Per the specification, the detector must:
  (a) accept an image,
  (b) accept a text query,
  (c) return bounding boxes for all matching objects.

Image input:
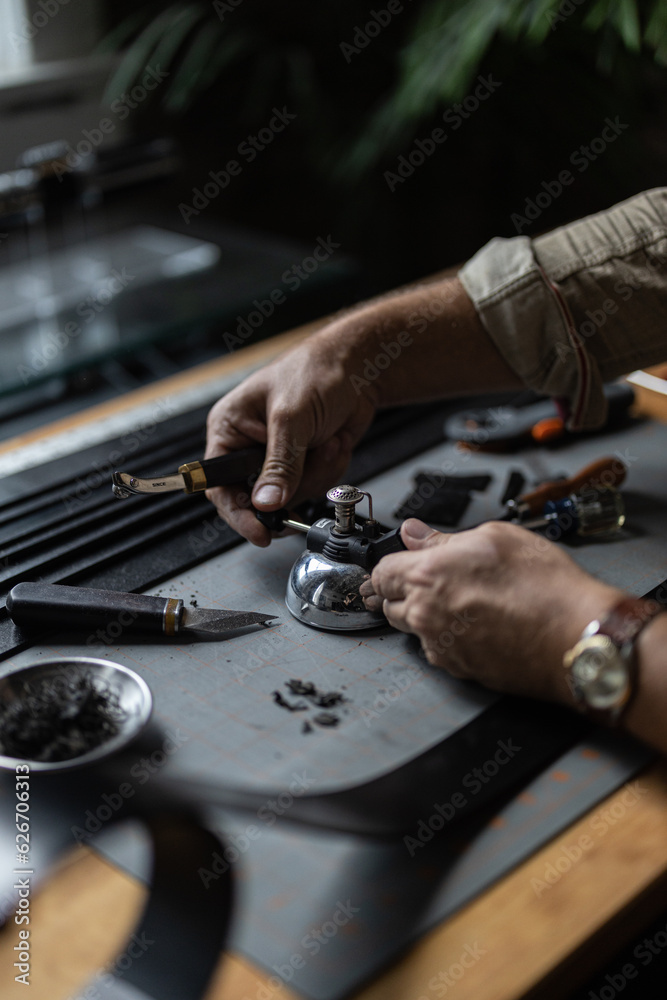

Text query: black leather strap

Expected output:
[1,727,233,1000]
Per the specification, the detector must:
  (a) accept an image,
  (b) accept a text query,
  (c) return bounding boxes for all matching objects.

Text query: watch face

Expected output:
[570,636,630,710]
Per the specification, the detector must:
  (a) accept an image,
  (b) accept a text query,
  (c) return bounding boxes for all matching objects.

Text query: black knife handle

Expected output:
[182,447,265,492]
[6,583,183,636]
[254,508,290,531]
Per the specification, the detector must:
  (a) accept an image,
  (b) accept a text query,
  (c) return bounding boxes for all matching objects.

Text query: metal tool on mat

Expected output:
[6,583,277,636]
[519,487,626,538]
[112,446,265,498]
[444,381,635,450]
[502,456,627,519]
[256,485,407,631]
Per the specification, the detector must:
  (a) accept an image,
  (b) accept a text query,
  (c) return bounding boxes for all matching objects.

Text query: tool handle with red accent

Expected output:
[517,457,627,516]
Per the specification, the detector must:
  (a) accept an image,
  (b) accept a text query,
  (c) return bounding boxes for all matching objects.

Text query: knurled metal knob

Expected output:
[326,485,372,535]
[326,486,365,505]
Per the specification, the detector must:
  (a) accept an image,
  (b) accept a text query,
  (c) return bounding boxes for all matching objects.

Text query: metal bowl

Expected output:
[0,657,153,772]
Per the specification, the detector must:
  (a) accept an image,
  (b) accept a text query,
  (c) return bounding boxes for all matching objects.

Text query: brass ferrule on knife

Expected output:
[178,461,209,494]
[111,446,265,499]
[163,597,183,635]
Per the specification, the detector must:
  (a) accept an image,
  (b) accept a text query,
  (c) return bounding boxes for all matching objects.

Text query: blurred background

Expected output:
[1,0,666,437]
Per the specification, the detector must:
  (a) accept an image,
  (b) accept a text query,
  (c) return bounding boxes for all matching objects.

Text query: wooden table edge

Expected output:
[2,760,666,1000]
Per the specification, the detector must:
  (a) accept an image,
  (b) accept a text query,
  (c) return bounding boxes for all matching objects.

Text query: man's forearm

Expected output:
[312,277,523,408]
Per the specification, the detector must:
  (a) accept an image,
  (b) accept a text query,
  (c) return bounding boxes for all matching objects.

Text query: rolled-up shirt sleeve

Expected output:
[458,188,667,429]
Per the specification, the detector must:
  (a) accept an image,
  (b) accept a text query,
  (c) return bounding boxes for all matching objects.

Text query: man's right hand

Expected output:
[204,331,378,545]
[204,276,522,545]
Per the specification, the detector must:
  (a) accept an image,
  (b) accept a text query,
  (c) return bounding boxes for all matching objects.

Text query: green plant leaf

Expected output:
[523,0,567,44]
[645,0,667,49]
[612,0,641,52]
[596,18,620,73]
[162,19,226,113]
[395,0,504,116]
[103,4,190,103]
[342,0,517,174]
[583,0,615,34]
[95,5,161,56]
[150,4,207,76]
[98,0,667,180]
[501,0,533,39]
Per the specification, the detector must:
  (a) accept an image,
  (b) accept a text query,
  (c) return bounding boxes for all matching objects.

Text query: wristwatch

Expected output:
[563,596,664,725]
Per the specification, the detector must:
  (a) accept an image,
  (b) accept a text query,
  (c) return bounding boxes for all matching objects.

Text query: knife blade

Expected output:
[6,583,277,637]
[112,446,265,498]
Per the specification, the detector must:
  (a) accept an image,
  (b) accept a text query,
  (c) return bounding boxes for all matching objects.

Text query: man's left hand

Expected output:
[363,518,622,705]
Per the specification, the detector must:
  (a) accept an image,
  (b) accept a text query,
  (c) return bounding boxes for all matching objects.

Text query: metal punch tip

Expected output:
[111,470,189,498]
[111,472,133,499]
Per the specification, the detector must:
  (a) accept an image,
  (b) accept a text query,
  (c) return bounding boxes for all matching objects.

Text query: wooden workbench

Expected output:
[1,322,667,1000]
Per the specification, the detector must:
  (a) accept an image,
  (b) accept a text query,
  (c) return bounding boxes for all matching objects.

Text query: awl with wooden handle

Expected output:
[504,456,627,520]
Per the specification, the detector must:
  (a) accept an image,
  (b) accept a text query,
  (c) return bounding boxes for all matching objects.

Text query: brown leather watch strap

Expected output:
[598,596,664,647]
[564,596,665,726]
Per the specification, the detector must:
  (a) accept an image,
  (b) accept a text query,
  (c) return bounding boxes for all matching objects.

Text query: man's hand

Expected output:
[205,333,377,545]
[205,277,521,545]
[364,518,622,704]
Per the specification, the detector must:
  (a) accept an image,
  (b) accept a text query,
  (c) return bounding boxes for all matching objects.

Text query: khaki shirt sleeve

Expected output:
[458,188,667,429]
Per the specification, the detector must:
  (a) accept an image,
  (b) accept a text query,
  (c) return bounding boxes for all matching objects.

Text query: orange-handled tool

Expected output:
[507,456,627,518]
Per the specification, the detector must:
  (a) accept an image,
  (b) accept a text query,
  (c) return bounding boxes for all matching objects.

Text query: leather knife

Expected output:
[112,446,265,498]
[6,582,277,637]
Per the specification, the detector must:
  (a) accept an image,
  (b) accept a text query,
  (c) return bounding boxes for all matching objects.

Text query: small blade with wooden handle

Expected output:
[6,583,277,637]
[504,456,627,520]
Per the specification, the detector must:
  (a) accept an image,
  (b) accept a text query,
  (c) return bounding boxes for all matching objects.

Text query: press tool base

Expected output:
[286,551,382,631]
